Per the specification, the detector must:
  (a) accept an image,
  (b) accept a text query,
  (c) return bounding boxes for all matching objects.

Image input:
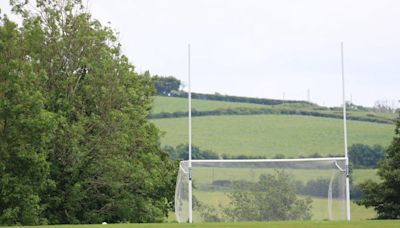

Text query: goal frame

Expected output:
[184,43,351,223]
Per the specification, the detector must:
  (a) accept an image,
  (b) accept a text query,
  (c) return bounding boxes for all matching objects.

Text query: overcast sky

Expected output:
[1,0,399,107]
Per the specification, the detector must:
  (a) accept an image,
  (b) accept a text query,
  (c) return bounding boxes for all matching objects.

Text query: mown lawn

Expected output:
[153,115,394,157]
[16,220,399,228]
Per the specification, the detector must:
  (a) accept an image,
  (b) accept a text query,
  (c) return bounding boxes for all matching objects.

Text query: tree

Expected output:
[373,99,397,113]
[1,0,177,224]
[152,75,181,96]
[357,113,400,219]
[0,17,55,225]
[223,171,312,221]
[348,144,385,168]
[165,144,219,160]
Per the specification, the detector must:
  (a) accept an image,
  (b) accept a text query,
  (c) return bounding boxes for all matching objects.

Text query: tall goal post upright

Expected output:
[187,44,193,223]
[341,42,351,221]
[174,43,349,223]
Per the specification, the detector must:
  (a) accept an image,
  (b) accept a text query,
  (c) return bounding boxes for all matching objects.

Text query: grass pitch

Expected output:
[17,220,399,228]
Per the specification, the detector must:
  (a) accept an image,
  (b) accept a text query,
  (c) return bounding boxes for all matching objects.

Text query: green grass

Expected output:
[152,96,268,113]
[190,167,377,186]
[193,191,375,221]
[151,96,398,122]
[153,115,394,157]
[186,167,378,221]
[19,220,400,228]
[169,167,378,223]
[352,169,380,184]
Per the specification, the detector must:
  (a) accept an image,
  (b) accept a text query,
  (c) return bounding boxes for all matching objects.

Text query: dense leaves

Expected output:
[194,171,312,222]
[349,144,385,168]
[152,75,181,96]
[357,113,400,219]
[0,0,176,225]
[223,171,312,221]
[0,17,55,225]
[164,144,219,160]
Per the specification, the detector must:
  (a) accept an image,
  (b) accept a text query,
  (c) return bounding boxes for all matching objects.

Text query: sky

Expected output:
[1,0,399,107]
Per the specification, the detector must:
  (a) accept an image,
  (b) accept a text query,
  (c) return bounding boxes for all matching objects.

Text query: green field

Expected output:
[352,169,380,184]
[152,96,393,223]
[152,96,268,113]
[186,167,378,221]
[151,96,397,122]
[16,220,400,228]
[153,115,394,157]
[190,167,377,185]
[193,191,375,221]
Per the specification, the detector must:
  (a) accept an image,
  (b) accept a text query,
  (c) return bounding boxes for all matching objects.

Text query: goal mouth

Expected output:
[175,157,347,223]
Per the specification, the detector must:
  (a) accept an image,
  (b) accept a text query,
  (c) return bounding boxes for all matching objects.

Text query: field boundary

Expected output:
[149,108,394,125]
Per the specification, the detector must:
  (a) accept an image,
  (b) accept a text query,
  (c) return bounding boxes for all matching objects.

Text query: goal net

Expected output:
[175,157,347,223]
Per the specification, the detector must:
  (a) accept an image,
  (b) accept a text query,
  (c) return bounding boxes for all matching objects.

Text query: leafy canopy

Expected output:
[357,112,400,219]
[1,0,177,225]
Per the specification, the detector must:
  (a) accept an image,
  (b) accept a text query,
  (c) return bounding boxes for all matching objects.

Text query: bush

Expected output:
[349,144,385,168]
[165,144,220,160]
[223,171,312,221]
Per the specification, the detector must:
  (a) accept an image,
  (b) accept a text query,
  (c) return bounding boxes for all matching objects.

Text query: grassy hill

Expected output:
[153,115,394,157]
[151,96,397,123]
[152,95,395,221]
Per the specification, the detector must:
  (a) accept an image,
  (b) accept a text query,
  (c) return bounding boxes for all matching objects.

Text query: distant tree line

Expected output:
[166,143,386,169]
[164,144,219,160]
[349,144,385,168]
[149,107,394,125]
[170,91,310,106]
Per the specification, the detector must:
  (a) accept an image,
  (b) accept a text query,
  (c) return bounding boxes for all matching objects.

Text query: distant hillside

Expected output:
[168,91,313,106]
[153,115,394,158]
[150,94,396,158]
[151,96,397,124]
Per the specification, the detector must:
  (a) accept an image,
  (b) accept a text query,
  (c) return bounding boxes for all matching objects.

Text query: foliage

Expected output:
[0,17,55,225]
[149,107,394,124]
[171,91,312,106]
[349,144,385,168]
[194,172,313,222]
[222,171,312,221]
[152,75,181,96]
[357,113,400,219]
[164,144,219,160]
[1,0,177,225]
[2,221,398,228]
[152,96,397,124]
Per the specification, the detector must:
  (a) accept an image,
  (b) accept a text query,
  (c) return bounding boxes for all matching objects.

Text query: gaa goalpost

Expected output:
[175,43,351,223]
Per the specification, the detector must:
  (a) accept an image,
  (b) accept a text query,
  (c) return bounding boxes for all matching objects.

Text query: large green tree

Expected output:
[357,113,400,219]
[0,16,55,225]
[1,0,177,224]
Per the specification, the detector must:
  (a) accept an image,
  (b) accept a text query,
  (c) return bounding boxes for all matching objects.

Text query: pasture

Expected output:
[151,96,397,122]
[153,115,394,157]
[185,167,378,221]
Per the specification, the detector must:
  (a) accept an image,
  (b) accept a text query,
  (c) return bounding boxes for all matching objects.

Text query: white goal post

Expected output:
[175,157,348,222]
[180,43,351,223]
